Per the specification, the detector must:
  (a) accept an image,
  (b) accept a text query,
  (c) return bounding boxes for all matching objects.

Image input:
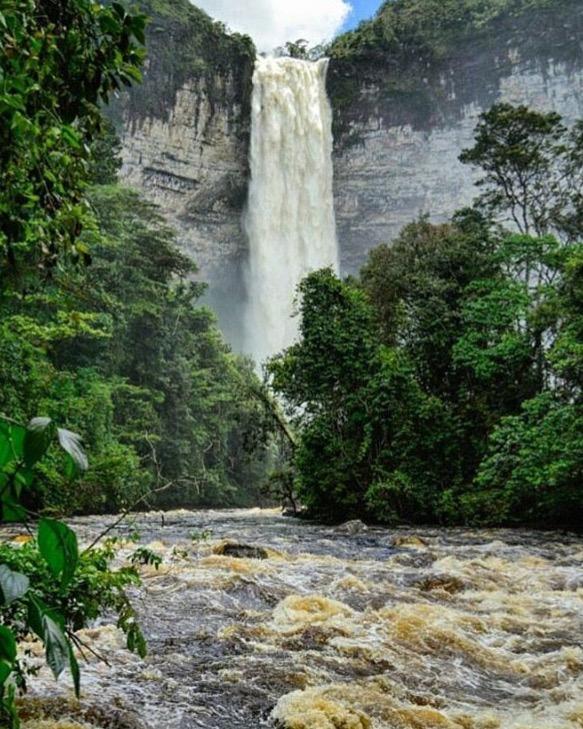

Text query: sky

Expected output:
[342,0,384,31]
[192,0,383,53]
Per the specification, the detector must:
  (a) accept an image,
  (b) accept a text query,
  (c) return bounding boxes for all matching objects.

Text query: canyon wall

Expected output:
[112,0,254,345]
[118,1,583,341]
[328,0,583,272]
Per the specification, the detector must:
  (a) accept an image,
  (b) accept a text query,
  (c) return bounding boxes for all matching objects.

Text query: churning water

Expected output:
[243,57,339,365]
[15,509,583,729]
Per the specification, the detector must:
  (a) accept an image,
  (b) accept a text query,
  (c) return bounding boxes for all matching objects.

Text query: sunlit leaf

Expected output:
[57,429,88,473]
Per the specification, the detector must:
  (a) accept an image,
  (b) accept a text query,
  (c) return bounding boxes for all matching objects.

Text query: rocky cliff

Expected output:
[117,0,583,340]
[328,0,583,271]
[112,0,254,346]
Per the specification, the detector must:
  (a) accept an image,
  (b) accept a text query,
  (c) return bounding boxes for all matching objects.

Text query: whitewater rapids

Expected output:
[10,509,583,729]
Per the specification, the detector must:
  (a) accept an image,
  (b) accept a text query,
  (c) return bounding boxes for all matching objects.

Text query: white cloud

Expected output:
[192,0,352,53]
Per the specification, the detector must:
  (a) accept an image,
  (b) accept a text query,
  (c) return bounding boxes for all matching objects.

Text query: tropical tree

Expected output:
[460,104,583,242]
[268,269,454,522]
[0,0,146,284]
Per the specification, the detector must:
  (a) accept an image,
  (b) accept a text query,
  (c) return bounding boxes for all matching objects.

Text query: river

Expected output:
[18,509,583,729]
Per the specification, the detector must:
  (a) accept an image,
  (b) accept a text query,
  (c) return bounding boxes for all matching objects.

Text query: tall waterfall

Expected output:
[244,57,339,365]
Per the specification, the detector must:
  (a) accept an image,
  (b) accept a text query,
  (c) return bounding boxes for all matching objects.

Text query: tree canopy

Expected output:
[0,0,146,284]
[270,105,583,528]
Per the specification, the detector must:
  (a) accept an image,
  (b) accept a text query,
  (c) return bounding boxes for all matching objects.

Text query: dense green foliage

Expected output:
[270,105,583,528]
[78,185,273,510]
[1,16,272,513]
[329,0,570,63]
[0,537,144,655]
[0,179,273,513]
[269,270,454,523]
[0,0,146,283]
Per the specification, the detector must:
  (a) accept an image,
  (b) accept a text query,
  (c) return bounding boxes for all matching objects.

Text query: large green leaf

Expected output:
[0,420,26,468]
[0,626,16,664]
[0,660,11,686]
[27,595,50,639]
[38,519,79,587]
[0,564,29,605]
[27,597,80,693]
[14,468,34,491]
[0,482,27,523]
[56,428,88,473]
[0,503,27,523]
[23,417,54,467]
[43,615,69,680]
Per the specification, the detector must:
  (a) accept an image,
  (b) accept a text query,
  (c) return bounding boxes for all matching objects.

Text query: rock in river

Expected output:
[212,541,269,560]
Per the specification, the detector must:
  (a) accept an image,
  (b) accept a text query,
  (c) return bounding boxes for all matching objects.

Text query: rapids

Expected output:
[13,509,583,729]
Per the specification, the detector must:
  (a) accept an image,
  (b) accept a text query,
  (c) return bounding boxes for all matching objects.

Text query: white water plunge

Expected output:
[243,57,339,365]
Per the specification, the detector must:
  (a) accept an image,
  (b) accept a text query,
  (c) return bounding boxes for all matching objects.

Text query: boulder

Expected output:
[336,520,368,535]
[212,541,269,560]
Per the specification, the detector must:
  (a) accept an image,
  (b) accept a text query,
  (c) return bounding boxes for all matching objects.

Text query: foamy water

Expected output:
[243,57,339,364]
[11,509,583,729]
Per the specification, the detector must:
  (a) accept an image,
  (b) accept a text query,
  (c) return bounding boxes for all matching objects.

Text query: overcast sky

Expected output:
[192,0,382,53]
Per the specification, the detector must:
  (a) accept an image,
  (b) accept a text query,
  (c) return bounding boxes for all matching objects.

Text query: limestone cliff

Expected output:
[117,0,583,341]
[112,0,254,345]
[328,0,583,271]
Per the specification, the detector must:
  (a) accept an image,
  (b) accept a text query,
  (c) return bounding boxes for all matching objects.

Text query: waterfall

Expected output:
[243,56,339,365]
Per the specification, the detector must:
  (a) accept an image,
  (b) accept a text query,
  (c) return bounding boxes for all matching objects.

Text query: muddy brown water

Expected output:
[10,509,583,729]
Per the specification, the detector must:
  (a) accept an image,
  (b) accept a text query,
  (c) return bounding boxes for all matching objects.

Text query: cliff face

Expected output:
[118,0,583,340]
[112,0,254,346]
[328,0,583,272]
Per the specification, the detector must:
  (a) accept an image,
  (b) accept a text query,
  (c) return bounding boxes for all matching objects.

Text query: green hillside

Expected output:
[330,0,578,62]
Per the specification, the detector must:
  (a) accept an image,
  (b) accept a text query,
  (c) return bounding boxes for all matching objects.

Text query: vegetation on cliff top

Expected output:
[120,0,255,124]
[327,0,581,141]
[329,0,576,63]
